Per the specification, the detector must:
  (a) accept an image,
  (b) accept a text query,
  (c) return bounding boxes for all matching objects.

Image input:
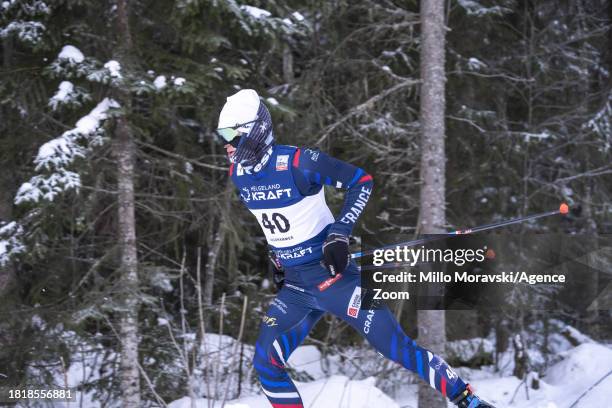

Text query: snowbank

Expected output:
[462,342,612,408]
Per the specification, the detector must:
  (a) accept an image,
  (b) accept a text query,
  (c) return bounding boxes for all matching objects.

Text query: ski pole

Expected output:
[351,203,569,259]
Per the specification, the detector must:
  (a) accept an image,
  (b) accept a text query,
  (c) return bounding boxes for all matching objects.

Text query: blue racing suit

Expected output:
[230,144,468,407]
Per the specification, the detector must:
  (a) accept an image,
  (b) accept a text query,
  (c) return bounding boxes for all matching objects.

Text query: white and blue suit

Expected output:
[230,144,468,408]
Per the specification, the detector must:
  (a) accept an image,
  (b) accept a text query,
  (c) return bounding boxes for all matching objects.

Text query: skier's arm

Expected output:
[292,148,374,237]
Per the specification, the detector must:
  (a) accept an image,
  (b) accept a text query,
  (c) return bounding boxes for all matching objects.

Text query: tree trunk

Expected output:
[512,333,528,379]
[282,43,294,84]
[204,223,225,329]
[0,172,15,294]
[2,32,12,68]
[582,182,600,335]
[573,0,600,336]
[0,35,15,294]
[203,181,232,328]
[418,0,447,406]
[114,0,141,406]
[115,116,141,407]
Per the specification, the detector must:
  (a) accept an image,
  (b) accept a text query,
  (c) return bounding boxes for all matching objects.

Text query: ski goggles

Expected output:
[214,119,262,144]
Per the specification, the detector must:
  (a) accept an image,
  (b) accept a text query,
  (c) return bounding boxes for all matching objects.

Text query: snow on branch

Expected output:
[584,91,611,150]
[467,57,488,71]
[50,81,75,107]
[48,47,124,86]
[239,4,310,37]
[0,21,45,44]
[457,0,512,17]
[47,45,95,79]
[15,172,82,203]
[240,5,271,19]
[1,0,50,15]
[0,0,50,46]
[140,75,188,93]
[0,221,25,266]
[15,98,120,204]
[58,45,84,63]
[153,75,167,89]
[68,98,119,138]
[48,81,91,111]
[103,60,122,78]
[34,134,87,171]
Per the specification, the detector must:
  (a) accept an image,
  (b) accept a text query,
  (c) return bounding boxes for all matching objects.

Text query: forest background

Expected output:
[0,0,610,406]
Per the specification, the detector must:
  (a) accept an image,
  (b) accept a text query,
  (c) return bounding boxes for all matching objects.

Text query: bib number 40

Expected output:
[261,212,290,234]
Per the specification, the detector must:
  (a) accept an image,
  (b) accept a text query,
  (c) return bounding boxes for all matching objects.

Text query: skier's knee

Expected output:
[254,342,282,369]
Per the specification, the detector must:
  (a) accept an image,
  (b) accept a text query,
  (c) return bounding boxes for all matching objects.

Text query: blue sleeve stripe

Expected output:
[348,168,363,188]
[325,176,332,185]
[291,330,298,350]
[403,348,410,370]
[416,350,424,378]
[402,336,413,370]
[281,335,291,357]
[390,333,397,361]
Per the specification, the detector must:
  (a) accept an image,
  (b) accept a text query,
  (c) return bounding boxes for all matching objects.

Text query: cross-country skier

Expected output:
[216,89,496,408]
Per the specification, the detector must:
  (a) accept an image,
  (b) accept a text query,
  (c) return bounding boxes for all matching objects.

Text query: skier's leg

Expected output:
[253,286,323,408]
[317,262,470,402]
[351,303,468,399]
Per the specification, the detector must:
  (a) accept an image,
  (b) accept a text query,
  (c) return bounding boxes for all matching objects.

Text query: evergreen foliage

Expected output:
[0,0,609,404]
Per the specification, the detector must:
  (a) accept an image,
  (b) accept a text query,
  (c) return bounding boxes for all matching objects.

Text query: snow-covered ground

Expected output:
[25,324,610,407]
[169,338,612,408]
[447,342,612,408]
[169,376,399,408]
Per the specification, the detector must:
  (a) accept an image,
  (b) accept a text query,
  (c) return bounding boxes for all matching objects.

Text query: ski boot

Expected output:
[452,384,496,408]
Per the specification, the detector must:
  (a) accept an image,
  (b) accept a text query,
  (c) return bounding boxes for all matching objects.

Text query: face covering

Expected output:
[216,89,275,171]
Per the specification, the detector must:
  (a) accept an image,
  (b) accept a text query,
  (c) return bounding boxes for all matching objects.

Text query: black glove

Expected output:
[322,233,350,276]
[268,250,285,291]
